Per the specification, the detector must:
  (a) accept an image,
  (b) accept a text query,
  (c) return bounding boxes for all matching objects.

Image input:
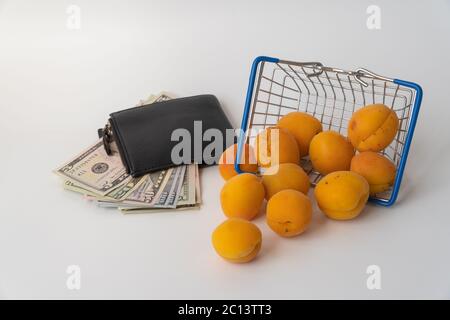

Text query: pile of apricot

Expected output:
[212,104,399,263]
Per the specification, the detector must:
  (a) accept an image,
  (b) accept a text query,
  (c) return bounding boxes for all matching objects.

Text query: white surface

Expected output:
[1,0,449,299]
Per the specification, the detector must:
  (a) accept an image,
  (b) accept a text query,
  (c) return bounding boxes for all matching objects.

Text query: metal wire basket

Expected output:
[235,56,423,206]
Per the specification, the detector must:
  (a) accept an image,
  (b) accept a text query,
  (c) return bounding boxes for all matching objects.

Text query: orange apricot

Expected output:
[350,151,396,195]
[255,127,299,168]
[309,131,355,175]
[277,111,323,157]
[266,189,312,237]
[218,143,258,181]
[262,163,310,200]
[314,171,369,220]
[348,104,399,152]
[220,173,265,220]
[212,218,262,263]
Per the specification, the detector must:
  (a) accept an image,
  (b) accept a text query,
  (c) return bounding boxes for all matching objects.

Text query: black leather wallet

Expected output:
[99,95,234,177]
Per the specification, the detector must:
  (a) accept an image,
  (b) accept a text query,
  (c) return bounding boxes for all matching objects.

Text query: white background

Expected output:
[1,0,449,299]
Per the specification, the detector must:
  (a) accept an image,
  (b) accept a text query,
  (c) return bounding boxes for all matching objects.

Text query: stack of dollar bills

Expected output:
[54,92,201,213]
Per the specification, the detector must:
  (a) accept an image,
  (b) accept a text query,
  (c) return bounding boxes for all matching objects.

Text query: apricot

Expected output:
[266,190,312,237]
[277,111,323,157]
[314,171,369,220]
[350,151,396,195]
[218,143,258,181]
[220,173,265,220]
[309,131,355,175]
[348,104,399,152]
[212,218,262,263]
[262,163,310,200]
[256,127,299,167]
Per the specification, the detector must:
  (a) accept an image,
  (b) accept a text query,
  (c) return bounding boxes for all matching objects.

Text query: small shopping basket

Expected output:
[235,56,423,206]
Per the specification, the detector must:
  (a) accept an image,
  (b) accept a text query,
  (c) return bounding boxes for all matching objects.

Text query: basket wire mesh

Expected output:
[237,57,423,206]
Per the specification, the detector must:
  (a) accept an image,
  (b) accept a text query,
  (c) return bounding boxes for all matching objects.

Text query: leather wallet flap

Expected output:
[108,94,234,177]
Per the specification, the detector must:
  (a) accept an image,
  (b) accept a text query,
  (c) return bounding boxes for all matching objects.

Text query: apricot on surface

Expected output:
[266,189,312,237]
[218,143,258,181]
[262,163,310,200]
[256,127,300,168]
[314,171,369,220]
[350,151,396,195]
[309,131,355,175]
[348,104,399,152]
[277,111,323,157]
[212,218,262,263]
[220,173,265,220]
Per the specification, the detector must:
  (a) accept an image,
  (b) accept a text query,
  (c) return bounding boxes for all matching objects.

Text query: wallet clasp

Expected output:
[100,121,113,155]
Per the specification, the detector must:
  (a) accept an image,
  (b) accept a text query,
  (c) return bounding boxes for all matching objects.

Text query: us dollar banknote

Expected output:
[63,180,99,197]
[122,169,171,207]
[55,140,130,196]
[176,164,197,207]
[56,91,201,212]
[137,91,176,106]
[119,164,201,213]
[102,176,145,201]
[153,165,186,208]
